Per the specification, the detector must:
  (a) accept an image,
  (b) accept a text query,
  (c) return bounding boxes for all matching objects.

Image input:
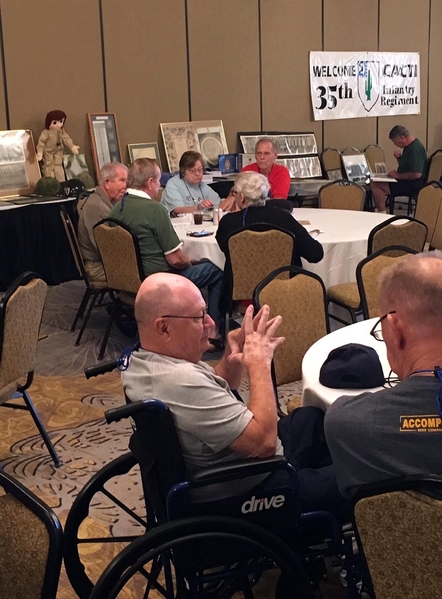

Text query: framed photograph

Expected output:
[0,130,41,200]
[160,120,228,172]
[127,142,161,169]
[238,132,318,156]
[87,113,122,180]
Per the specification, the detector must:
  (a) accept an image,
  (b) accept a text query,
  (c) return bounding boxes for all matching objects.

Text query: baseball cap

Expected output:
[319,343,385,389]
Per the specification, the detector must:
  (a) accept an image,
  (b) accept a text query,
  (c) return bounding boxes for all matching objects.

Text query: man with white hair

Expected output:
[325,251,442,498]
[121,272,346,516]
[77,162,128,283]
[242,138,291,199]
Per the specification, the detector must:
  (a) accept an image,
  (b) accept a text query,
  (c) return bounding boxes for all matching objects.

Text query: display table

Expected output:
[301,318,392,411]
[0,197,80,290]
[173,209,391,289]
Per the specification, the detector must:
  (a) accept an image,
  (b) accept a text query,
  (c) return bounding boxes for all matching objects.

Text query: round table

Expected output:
[301,318,392,412]
[173,208,392,287]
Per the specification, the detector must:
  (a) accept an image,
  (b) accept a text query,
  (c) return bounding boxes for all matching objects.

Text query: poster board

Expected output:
[0,130,41,200]
[87,113,122,180]
[127,142,162,169]
[160,120,228,172]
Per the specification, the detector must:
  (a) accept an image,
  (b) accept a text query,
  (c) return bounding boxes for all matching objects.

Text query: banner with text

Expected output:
[309,51,420,121]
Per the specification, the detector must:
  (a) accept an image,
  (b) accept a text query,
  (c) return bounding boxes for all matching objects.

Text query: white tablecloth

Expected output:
[293,208,391,288]
[301,318,391,411]
[173,208,392,287]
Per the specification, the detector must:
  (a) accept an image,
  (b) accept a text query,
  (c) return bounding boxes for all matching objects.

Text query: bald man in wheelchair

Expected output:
[121,272,347,517]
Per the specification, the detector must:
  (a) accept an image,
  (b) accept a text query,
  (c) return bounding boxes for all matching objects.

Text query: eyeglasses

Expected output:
[370,311,396,341]
[161,309,208,324]
[186,167,204,175]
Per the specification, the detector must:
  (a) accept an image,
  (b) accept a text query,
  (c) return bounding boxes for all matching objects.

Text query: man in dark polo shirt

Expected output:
[369,125,428,212]
[109,158,223,343]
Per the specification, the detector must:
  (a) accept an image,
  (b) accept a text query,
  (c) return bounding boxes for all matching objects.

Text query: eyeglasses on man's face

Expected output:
[161,308,208,325]
[370,310,396,341]
[186,167,204,175]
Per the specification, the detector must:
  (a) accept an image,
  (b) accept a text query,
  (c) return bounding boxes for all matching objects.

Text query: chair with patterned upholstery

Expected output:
[253,265,329,389]
[327,219,425,325]
[321,147,344,180]
[364,144,386,174]
[93,218,145,359]
[60,205,109,346]
[415,181,442,246]
[0,272,61,466]
[0,469,63,599]
[318,179,365,211]
[357,246,417,319]
[222,224,295,336]
[342,146,362,156]
[352,475,442,599]
[426,149,442,183]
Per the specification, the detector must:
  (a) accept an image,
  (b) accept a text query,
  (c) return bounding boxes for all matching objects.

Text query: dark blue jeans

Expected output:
[178,261,223,328]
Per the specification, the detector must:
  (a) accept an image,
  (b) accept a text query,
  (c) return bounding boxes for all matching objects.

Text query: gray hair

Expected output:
[378,250,442,328]
[255,137,278,154]
[128,158,158,189]
[389,125,410,139]
[98,162,127,186]
[234,171,269,206]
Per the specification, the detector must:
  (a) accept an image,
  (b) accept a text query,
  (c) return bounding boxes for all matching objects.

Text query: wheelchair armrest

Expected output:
[189,456,289,486]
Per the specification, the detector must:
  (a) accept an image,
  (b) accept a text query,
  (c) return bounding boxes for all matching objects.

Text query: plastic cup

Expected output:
[193,212,203,225]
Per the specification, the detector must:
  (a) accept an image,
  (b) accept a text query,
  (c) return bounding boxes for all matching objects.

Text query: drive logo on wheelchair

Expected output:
[241,494,286,513]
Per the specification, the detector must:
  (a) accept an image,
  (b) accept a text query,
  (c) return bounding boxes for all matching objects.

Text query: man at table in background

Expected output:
[123,272,347,520]
[77,162,128,283]
[325,251,442,498]
[369,125,428,213]
[109,158,224,347]
[221,138,291,211]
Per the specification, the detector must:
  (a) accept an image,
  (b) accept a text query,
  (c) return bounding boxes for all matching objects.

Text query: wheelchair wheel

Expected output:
[64,452,148,599]
[90,516,313,599]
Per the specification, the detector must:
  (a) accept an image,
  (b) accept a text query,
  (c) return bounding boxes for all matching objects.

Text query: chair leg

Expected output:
[71,288,91,332]
[99,302,117,360]
[21,389,62,467]
[75,292,99,346]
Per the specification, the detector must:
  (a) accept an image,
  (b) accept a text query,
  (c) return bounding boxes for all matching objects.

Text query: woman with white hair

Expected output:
[216,171,323,266]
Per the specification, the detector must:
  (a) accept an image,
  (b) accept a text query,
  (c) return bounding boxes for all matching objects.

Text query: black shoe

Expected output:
[114,311,138,337]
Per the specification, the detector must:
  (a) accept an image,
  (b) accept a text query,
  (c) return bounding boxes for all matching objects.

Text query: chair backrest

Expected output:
[60,204,89,283]
[318,179,365,211]
[321,147,343,180]
[342,146,361,155]
[364,144,386,173]
[93,218,145,294]
[0,470,63,599]
[353,476,442,599]
[356,246,418,319]
[367,215,428,256]
[414,181,442,244]
[0,272,47,402]
[226,224,295,302]
[426,149,442,183]
[253,266,329,385]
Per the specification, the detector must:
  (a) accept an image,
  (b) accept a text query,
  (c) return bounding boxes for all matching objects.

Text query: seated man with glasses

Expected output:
[161,151,221,216]
[121,272,348,520]
[324,251,442,498]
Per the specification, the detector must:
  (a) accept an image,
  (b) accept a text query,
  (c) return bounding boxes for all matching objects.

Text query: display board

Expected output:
[0,130,41,199]
[87,113,122,179]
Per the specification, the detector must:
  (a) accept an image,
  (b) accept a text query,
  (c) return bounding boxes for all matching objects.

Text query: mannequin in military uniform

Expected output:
[36,110,79,182]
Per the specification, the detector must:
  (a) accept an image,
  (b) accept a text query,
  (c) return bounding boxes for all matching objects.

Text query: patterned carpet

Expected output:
[0,281,320,598]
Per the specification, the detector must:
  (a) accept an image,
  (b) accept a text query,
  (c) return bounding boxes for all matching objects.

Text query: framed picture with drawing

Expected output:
[87,113,122,179]
[127,142,162,169]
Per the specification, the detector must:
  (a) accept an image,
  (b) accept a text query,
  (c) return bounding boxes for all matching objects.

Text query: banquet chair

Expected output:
[253,266,329,387]
[364,143,386,173]
[321,147,344,180]
[318,179,365,211]
[357,245,418,319]
[0,272,61,466]
[222,224,295,335]
[415,181,442,245]
[426,148,442,183]
[60,205,109,346]
[367,215,427,255]
[0,470,63,599]
[327,219,425,325]
[342,146,362,155]
[352,475,442,599]
[93,218,145,359]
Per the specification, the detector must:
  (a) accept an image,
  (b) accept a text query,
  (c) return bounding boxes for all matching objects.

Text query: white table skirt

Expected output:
[301,318,392,412]
[173,208,392,287]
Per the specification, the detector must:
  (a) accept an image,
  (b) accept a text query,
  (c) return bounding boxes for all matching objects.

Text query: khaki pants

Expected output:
[84,260,106,284]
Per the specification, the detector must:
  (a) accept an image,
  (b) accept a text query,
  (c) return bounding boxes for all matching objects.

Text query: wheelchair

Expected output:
[64,355,361,598]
